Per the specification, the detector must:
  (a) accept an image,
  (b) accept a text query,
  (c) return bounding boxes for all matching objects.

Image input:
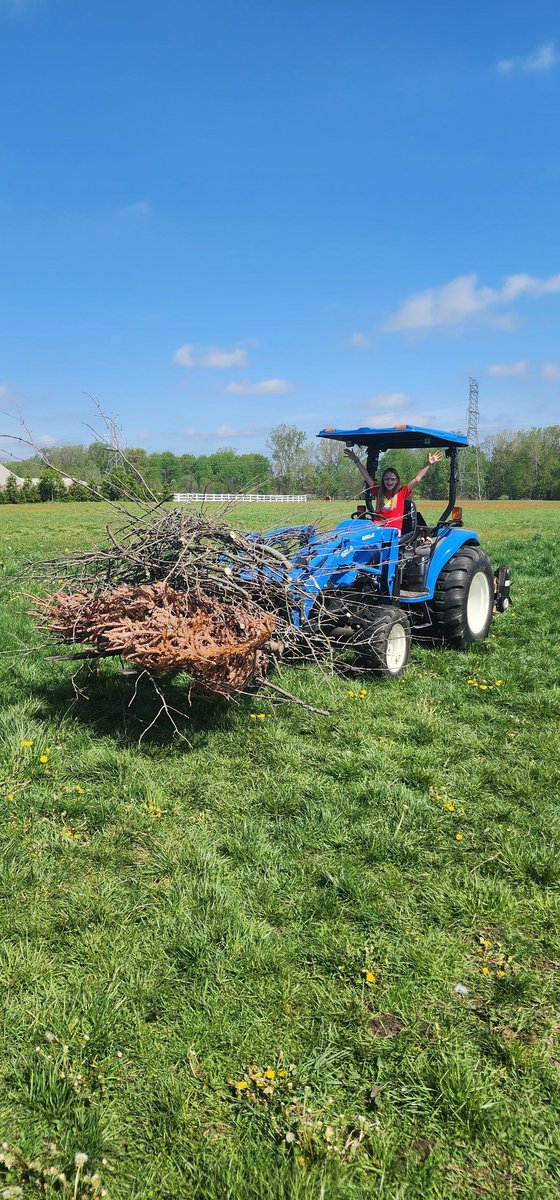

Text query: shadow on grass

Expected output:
[28,663,242,748]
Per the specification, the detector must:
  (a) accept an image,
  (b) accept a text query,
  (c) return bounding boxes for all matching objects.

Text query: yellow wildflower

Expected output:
[497,969,506,978]
[347,690,355,698]
[234,1080,248,1090]
[359,689,367,698]
[495,680,503,686]
[20,739,33,747]
[250,714,257,720]
[63,829,73,838]
[479,685,488,691]
[443,802,455,812]
[39,754,49,763]
[455,833,463,841]
[7,793,14,802]
[479,938,492,948]
[278,1069,287,1077]
[482,966,489,975]
[467,679,477,686]
[257,713,266,720]
[364,970,376,985]
[264,1068,275,1079]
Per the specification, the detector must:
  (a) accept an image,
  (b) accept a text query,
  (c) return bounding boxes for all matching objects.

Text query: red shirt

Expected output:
[369,483,412,532]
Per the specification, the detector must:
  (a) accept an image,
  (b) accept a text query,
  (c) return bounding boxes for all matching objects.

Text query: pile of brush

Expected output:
[27,507,325,700]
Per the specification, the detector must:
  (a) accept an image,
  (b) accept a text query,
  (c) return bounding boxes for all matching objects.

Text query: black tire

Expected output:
[357,607,411,677]
[430,545,494,649]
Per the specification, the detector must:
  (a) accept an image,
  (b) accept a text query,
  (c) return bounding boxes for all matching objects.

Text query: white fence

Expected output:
[173,493,308,503]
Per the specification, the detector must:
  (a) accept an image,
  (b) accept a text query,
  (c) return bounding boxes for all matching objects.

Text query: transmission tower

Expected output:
[466,377,483,500]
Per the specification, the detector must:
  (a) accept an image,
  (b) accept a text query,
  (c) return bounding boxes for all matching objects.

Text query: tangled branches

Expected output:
[25,507,333,708]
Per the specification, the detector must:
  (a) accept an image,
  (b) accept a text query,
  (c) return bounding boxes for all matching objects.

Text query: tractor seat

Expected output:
[400,497,428,544]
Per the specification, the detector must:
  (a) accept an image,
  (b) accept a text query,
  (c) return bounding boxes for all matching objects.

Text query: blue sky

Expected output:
[1,0,560,459]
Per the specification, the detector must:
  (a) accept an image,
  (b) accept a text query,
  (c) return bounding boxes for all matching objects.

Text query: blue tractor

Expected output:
[261,424,511,678]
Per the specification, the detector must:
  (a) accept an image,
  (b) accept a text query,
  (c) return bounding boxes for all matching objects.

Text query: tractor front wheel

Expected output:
[358,607,411,677]
[430,546,494,649]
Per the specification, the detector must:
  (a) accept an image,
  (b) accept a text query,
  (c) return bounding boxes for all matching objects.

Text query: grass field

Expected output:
[0,499,559,1200]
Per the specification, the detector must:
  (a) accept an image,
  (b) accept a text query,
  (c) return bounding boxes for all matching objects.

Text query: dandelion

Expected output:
[443,802,455,812]
[63,829,73,838]
[264,1068,275,1079]
[364,971,376,985]
[359,689,367,698]
[455,833,463,841]
[257,713,266,720]
[482,966,489,975]
[347,690,355,698]
[20,739,33,747]
[250,714,257,720]
[39,754,49,763]
[495,680,503,687]
[478,685,488,691]
[233,1080,248,1090]
[7,794,14,802]
[467,679,477,686]
[479,937,492,948]
[74,1152,88,1169]
[497,969,506,978]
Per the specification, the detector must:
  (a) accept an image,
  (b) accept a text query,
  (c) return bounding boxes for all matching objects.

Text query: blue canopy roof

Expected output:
[317,424,468,450]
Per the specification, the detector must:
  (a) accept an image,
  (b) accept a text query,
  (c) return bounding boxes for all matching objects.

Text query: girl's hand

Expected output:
[428,451,443,466]
[344,447,358,460]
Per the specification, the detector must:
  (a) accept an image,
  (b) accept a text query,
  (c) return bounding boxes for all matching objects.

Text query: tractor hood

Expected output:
[317,424,468,451]
[289,518,399,623]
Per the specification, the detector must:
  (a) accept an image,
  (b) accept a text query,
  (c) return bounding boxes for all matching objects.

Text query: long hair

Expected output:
[376,467,401,510]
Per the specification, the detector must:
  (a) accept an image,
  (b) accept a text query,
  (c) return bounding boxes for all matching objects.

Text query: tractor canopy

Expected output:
[317,424,468,451]
[317,424,468,524]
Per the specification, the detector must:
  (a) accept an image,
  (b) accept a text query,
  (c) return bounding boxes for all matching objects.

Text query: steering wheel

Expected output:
[350,510,389,523]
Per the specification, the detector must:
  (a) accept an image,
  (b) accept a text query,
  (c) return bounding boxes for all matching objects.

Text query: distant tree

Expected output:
[39,469,66,501]
[267,425,311,492]
[20,477,40,503]
[4,474,21,503]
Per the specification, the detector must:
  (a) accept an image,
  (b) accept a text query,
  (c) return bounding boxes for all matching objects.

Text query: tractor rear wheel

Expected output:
[358,607,411,677]
[430,545,494,649]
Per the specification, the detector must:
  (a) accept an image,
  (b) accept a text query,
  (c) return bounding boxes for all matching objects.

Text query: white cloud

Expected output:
[118,200,152,217]
[173,344,248,369]
[497,41,560,75]
[360,392,412,410]
[541,362,560,380]
[384,271,560,332]
[200,347,247,368]
[225,378,293,395]
[182,425,263,440]
[486,360,529,377]
[346,332,371,348]
[36,433,58,447]
[173,344,195,367]
[215,424,261,438]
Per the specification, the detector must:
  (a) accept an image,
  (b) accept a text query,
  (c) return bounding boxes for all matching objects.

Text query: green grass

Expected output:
[0,500,559,1199]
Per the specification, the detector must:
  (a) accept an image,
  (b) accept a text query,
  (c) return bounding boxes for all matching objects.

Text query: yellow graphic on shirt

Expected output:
[377,490,399,513]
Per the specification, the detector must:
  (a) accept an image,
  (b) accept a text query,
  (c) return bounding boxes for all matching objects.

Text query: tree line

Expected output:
[1,423,559,502]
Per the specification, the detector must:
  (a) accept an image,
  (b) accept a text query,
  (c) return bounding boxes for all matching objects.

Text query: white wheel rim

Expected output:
[467,571,491,635]
[386,622,408,672]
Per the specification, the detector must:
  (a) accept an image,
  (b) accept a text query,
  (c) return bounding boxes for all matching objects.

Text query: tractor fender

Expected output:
[424,529,480,599]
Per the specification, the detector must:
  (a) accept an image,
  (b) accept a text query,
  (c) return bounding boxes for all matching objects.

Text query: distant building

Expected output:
[0,465,75,489]
[0,464,25,488]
